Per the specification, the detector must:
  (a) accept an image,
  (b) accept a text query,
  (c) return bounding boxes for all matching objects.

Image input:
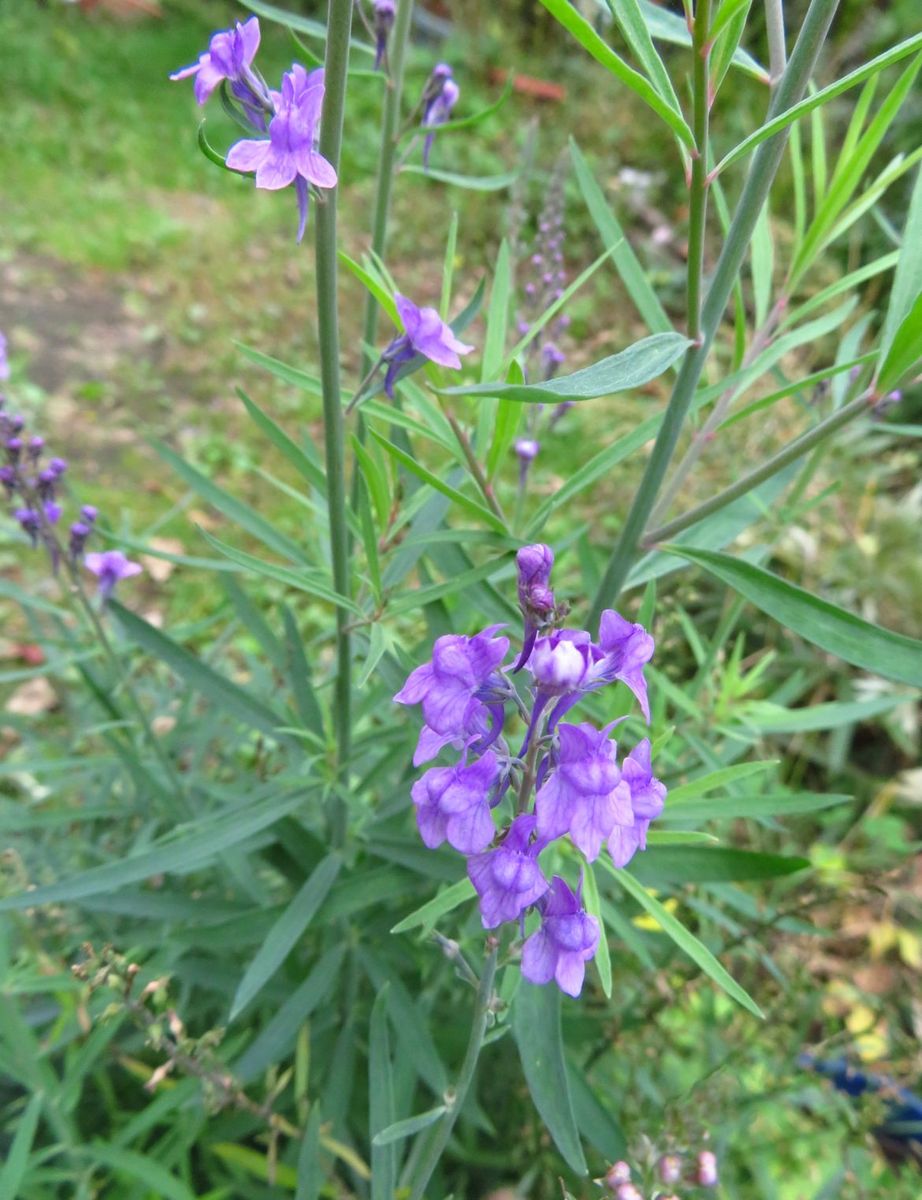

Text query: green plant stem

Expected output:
[687,0,712,342]
[360,0,414,375]
[643,392,871,546]
[444,409,507,524]
[315,0,354,834]
[765,0,787,85]
[407,946,498,1200]
[648,297,784,527]
[588,0,841,626]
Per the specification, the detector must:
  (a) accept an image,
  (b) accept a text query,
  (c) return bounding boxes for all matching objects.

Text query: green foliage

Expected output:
[1,1,920,1198]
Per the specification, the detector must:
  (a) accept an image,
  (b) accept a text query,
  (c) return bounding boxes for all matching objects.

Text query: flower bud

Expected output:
[657,1154,682,1184]
[530,635,588,693]
[696,1149,718,1187]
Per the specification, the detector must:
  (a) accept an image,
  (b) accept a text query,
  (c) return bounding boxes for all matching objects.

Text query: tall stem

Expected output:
[316,0,354,833]
[407,947,498,1200]
[765,0,787,86]
[361,0,415,374]
[588,0,841,626]
[687,0,712,343]
[643,392,871,546]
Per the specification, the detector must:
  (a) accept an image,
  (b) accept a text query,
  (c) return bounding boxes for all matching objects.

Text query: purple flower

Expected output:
[14,507,40,546]
[468,814,548,927]
[381,294,474,398]
[69,521,92,562]
[0,331,9,382]
[44,501,62,526]
[605,740,665,871]
[514,542,555,670]
[696,1150,718,1188]
[542,342,565,380]
[170,17,261,106]
[535,723,633,861]
[419,64,459,168]
[529,629,592,697]
[226,67,337,243]
[587,609,655,722]
[373,0,395,70]
[84,550,143,601]
[411,751,499,853]
[394,625,509,739]
[514,438,540,463]
[521,875,599,997]
[620,738,665,820]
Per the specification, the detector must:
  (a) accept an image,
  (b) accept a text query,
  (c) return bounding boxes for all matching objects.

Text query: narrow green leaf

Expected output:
[877,290,922,392]
[372,1106,448,1146]
[76,1144,196,1200]
[399,165,519,191]
[196,529,364,614]
[878,163,922,367]
[513,982,588,1175]
[370,989,397,1200]
[666,760,779,804]
[0,791,304,910]
[244,0,374,54]
[370,431,507,534]
[645,830,720,846]
[282,605,325,739]
[110,601,291,736]
[442,333,690,404]
[360,950,448,1095]
[606,0,682,113]
[713,36,922,176]
[709,0,753,100]
[339,250,398,324]
[599,860,764,1018]
[570,140,673,337]
[296,1107,323,1200]
[0,1092,43,1197]
[390,877,475,934]
[662,791,851,820]
[235,945,346,1081]
[742,696,909,734]
[153,439,305,563]
[635,0,767,79]
[566,1063,627,1162]
[582,863,612,998]
[668,547,922,687]
[230,854,342,1019]
[539,0,694,148]
[236,342,323,395]
[237,387,327,493]
[630,847,811,883]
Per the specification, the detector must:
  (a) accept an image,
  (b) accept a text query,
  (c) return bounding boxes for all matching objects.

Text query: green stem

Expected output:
[588,0,841,626]
[315,0,354,835]
[765,0,787,86]
[444,409,507,524]
[643,392,870,546]
[687,0,712,343]
[360,0,415,374]
[407,946,498,1200]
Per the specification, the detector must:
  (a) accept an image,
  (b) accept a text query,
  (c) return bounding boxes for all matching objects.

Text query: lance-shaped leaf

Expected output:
[441,332,690,405]
[669,547,922,687]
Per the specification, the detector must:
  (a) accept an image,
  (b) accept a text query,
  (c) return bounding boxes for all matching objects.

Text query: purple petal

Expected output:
[395,294,422,339]
[255,147,298,190]
[554,951,588,997]
[238,16,261,65]
[193,59,224,105]
[521,928,556,985]
[226,138,270,174]
[296,151,338,189]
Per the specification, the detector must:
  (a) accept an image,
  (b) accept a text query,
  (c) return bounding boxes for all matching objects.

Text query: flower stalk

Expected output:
[588,0,842,626]
[406,945,498,1200]
[315,0,355,830]
[687,0,713,344]
[361,0,415,374]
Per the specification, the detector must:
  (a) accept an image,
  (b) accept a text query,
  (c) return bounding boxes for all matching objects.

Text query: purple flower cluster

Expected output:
[602,1145,718,1196]
[171,18,336,242]
[1,336,141,601]
[394,543,665,997]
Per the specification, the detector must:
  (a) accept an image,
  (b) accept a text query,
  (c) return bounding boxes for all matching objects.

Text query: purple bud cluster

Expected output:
[394,543,665,997]
[1,336,141,601]
[2,393,73,555]
[602,1145,718,1197]
[171,19,336,242]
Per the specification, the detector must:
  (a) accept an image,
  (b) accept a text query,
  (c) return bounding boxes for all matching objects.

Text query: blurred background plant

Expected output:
[0,1,920,1198]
